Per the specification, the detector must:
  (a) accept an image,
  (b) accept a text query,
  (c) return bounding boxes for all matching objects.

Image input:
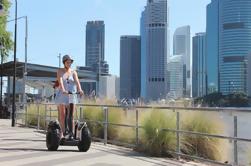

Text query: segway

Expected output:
[46,92,91,151]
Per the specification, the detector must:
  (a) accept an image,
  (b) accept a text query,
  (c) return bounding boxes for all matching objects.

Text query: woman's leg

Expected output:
[57,106,60,122]
[57,106,63,138]
[58,104,66,137]
[68,103,75,137]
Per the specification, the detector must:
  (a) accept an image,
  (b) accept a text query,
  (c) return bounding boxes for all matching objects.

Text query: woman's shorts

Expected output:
[54,90,78,105]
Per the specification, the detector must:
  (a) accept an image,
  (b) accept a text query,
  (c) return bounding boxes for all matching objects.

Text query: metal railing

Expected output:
[16,103,251,166]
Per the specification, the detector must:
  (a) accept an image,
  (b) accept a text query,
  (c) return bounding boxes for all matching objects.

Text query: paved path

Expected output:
[0,119,208,166]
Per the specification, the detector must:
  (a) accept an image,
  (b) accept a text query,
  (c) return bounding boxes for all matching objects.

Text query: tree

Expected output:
[0,0,13,60]
[194,92,224,107]
[194,92,249,107]
[225,92,249,107]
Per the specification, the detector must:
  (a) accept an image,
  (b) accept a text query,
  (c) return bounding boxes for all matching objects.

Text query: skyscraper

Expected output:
[140,0,169,100]
[206,0,251,95]
[173,25,191,97]
[120,36,141,99]
[247,53,251,97]
[168,55,184,99]
[140,10,147,99]
[206,0,219,93]
[192,33,207,98]
[85,21,109,74]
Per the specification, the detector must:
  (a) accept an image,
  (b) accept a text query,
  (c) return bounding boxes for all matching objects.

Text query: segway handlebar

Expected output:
[67,91,81,95]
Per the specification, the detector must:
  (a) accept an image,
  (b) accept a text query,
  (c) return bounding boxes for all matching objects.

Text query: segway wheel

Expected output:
[78,127,91,152]
[46,121,61,151]
[46,131,60,151]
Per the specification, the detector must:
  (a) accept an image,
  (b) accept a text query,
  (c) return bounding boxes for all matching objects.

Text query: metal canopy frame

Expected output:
[0,61,97,81]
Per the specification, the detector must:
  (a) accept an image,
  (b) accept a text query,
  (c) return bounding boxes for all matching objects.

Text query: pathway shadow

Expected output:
[2,138,45,142]
[0,147,79,153]
[91,144,183,166]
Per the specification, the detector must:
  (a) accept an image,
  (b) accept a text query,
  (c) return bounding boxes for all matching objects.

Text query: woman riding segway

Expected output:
[46,55,91,151]
[55,54,84,139]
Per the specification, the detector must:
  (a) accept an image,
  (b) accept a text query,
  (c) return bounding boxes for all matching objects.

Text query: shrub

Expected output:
[248,150,251,166]
[26,104,57,129]
[181,112,226,161]
[116,109,136,144]
[83,106,104,138]
[26,104,39,127]
[140,110,176,156]
[82,106,122,140]
[107,108,122,139]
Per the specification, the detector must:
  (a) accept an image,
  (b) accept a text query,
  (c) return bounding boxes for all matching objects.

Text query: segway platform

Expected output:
[60,138,79,146]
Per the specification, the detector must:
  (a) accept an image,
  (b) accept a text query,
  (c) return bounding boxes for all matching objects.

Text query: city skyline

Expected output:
[6,0,210,76]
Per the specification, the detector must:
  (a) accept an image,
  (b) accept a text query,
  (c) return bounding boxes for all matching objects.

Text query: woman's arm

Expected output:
[73,70,84,95]
[57,69,66,92]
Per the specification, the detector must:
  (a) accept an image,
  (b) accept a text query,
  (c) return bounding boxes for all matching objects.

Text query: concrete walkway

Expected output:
[0,119,208,166]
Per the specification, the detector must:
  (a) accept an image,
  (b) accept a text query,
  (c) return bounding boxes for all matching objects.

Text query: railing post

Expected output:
[37,104,40,130]
[103,107,108,145]
[136,109,139,145]
[25,104,28,126]
[33,103,39,128]
[44,104,47,131]
[234,116,238,166]
[176,111,180,160]
[49,107,52,121]
[80,106,83,121]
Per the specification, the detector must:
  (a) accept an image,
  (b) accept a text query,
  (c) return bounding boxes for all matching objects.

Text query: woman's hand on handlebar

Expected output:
[62,90,69,95]
[78,90,84,97]
[62,90,83,96]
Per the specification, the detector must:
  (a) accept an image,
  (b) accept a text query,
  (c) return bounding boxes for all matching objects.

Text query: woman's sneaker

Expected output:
[65,133,73,140]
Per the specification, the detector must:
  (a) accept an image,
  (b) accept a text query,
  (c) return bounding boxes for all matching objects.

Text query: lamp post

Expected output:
[0,0,19,126]
[57,53,61,68]
[12,0,17,127]
[23,16,28,106]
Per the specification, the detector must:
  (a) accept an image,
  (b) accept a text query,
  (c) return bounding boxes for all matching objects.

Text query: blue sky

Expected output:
[7,0,211,76]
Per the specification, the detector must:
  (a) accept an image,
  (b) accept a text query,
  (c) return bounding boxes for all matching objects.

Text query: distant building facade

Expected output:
[140,0,169,100]
[192,33,207,98]
[86,21,109,75]
[168,55,184,99]
[206,0,251,95]
[173,25,191,97]
[99,75,120,100]
[120,36,141,99]
[206,0,219,93]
